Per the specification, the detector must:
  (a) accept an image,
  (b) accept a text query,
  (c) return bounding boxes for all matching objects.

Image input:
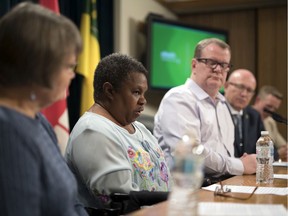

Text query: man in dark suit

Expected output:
[224,69,264,157]
[238,106,265,156]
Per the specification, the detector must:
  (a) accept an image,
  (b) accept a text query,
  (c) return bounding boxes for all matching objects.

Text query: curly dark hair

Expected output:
[93,53,148,102]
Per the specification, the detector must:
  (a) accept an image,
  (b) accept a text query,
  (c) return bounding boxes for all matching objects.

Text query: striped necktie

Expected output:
[233,114,243,156]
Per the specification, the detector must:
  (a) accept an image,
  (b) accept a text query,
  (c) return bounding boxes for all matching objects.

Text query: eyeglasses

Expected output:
[228,82,255,95]
[64,63,78,72]
[196,58,232,72]
[214,181,258,200]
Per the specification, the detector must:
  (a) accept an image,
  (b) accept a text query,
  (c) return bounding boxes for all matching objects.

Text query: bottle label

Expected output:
[256,146,270,158]
[173,156,203,174]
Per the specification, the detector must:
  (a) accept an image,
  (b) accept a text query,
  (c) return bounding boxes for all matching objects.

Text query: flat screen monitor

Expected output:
[146,15,228,90]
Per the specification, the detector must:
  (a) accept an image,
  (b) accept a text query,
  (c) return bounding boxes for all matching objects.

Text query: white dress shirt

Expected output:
[154,78,244,177]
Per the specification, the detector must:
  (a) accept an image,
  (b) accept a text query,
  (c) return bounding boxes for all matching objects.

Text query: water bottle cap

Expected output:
[261,131,269,136]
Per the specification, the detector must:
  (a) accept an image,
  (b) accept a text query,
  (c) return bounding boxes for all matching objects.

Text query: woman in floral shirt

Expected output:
[65,53,172,213]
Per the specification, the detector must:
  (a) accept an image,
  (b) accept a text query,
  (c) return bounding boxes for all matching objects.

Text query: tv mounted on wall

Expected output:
[146,14,228,90]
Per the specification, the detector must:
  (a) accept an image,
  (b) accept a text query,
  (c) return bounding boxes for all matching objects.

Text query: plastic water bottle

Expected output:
[168,131,204,216]
[256,131,274,184]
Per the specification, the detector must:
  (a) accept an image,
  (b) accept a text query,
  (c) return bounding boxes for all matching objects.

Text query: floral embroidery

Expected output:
[124,125,171,192]
[93,189,110,205]
[160,162,169,183]
[128,147,136,158]
[128,147,153,171]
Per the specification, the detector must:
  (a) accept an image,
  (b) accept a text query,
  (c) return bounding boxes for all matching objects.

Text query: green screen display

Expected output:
[147,18,227,90]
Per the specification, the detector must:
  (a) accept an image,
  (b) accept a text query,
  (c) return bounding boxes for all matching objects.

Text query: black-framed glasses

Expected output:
[228,82,255,95]
[196,58,232,72]
[214,181,258,200]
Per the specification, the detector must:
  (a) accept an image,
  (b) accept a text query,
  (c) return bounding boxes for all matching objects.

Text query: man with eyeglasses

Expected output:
[252,86,287,161]
[224,69,266,158]
[154,38,257,184]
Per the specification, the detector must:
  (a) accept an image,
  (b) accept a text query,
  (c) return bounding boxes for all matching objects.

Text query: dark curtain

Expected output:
[0,0,114,130]
[0,0,39,17]
[60,0,114,130]
[62,0,114,129]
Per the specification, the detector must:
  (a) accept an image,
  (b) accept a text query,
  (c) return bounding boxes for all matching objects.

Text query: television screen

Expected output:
[146,15,228,90]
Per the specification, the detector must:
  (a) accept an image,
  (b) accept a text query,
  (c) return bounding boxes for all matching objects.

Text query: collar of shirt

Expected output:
[226,102,243,116]
[186,78,226,102]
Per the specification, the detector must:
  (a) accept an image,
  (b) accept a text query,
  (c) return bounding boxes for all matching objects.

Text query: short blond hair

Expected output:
[194,38,231,58]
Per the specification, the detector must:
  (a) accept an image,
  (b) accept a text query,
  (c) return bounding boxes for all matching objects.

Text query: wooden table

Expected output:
[128,166,288,216]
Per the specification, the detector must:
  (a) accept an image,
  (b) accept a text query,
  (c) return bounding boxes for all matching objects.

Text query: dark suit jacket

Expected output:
[232,106,279,160]
[234,106,265,157]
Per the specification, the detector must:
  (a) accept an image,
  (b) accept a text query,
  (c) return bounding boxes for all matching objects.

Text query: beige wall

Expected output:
[178,6,287,139]
[114,0,176,59]
[257,7,287,139]
[114,0,177,115]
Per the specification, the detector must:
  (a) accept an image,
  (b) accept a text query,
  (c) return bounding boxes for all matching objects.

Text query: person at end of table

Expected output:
[252,85,288,162]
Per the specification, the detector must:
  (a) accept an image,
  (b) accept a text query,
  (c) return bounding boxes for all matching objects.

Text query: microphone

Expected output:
[264,108,288,125]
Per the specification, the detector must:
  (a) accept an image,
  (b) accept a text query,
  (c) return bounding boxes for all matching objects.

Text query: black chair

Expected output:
[136,114,155,134]
[85,206,121,216]
[85,191,169,216]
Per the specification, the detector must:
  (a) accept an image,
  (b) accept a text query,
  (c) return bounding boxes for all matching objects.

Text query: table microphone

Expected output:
[263,108,288,125]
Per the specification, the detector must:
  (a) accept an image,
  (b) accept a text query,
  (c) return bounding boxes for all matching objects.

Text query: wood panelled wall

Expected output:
[257,7,287,140]
[178,6,287,140]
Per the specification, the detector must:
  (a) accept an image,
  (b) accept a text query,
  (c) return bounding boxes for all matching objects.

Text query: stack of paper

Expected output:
[198,202,287,216]
[273,161,288,167]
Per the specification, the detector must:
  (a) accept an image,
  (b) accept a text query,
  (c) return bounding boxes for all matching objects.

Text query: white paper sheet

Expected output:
[202,184,288,196]
[273,161,288,167]
[198,202,287,216]
[274,174,288,180]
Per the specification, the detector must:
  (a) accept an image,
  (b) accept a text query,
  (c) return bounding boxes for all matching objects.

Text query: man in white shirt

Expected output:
[154,38,257,180]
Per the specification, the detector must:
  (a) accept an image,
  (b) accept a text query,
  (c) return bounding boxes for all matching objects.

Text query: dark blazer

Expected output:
[234,106,265,157]
[235,106,280,160]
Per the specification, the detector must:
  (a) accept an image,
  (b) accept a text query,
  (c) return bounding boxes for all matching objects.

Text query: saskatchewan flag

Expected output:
[77,0,100,115]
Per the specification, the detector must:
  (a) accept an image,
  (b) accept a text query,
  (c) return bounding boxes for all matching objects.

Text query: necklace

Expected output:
[133,123,160,159]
